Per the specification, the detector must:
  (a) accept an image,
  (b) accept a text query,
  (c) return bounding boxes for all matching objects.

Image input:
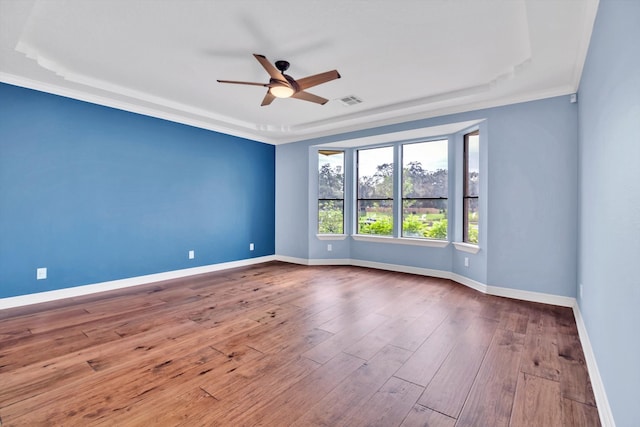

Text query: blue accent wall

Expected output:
[0,83,275,299]
[578,1,640,425]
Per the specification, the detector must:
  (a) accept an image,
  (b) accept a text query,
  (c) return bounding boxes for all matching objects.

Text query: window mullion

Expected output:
[394,144,402,238]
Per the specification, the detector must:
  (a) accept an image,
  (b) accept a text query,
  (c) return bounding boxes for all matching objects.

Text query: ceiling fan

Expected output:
[217,54,341,106]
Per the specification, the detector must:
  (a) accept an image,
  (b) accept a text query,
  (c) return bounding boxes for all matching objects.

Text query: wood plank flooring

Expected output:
[0,261,600,426]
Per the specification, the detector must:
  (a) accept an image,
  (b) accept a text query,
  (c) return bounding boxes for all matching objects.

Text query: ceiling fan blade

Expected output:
[261,91,276,106]
[217,79,269,87]
[296,70,341,90]
[291,90,329,105]
[253,54,285,81]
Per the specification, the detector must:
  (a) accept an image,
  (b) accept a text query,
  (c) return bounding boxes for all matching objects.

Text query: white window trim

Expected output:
[317,149,346,237]
[316,234,348,241]
[352,234,449,248]
[453,242,480,254]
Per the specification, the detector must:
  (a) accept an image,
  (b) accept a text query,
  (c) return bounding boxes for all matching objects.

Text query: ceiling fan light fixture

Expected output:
[269,85,295,98]
[218,54,340,106]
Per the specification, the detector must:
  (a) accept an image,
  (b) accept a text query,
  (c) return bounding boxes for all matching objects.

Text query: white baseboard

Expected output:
[450,272,488,294]
[274,255,353,267]
[572,303,616,427]
[0,255,276,310]
[273,255,310,265]
[487,284,575,307]
[275,256,572,308]
[309,258,352,266]
[350,260,574,307]
[350,259,452,280]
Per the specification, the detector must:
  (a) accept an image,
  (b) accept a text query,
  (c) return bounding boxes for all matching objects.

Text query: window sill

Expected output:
[316,234,348,241]
[352,234,449,248]
[453,242,480,254]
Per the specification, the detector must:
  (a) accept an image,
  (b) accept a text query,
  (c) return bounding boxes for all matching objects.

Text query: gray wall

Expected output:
[486,98,578,295]
[276,95,578,298]
[578,1,640,425]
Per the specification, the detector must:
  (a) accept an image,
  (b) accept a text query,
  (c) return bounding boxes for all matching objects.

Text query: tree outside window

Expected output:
[318,150,344,234]
[402,140,448,239]
[357,146,394,235]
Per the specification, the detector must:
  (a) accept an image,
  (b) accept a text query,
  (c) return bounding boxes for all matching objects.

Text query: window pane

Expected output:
[463,131,479,244]
[464,197,479,243]
[358,146,394,199]
[319,151,344,199]
[403,140,448,198]
[318,200,344,234]
[465,134,479,197]
[357,200,393,235]
[402,199,448,239]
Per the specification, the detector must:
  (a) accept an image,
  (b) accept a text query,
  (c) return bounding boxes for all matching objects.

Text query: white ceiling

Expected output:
[0,0,599,145]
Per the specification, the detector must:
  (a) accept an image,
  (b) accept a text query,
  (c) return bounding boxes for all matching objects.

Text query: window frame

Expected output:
[462,130,479,244]
[317,149,345,236]
[355,146,395,236]
[351,138,451,247]
[401,139,449,240]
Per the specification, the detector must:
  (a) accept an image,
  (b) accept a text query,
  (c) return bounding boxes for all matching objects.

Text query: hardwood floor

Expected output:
[0,261,600,426]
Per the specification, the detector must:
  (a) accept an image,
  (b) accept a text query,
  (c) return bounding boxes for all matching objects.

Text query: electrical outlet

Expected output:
[37,267,47,280]
[464,257,469,268]
[188,250,195,259]
[580,283,583,299]
[327,244,332,252]
[249,243,254,251]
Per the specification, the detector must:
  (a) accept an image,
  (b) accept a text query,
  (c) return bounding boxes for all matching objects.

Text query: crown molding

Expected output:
[571,0,600,91]
[0,72,273,144]
[1,72,576,146]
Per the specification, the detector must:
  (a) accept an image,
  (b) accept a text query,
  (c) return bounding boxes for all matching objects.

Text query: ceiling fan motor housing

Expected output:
[274,60,290,72]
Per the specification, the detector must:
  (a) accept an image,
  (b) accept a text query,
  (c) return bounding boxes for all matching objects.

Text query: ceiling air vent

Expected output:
[338,95,363,106]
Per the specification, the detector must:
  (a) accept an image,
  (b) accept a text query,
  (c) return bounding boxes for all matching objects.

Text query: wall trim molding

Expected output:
[487,284,575,308]
[352,259,575,307]
[0,255,276,310]
[273,255,312,265]
[283,256,573,307]
[0,73,579,146]
[350,259,453,281]
[0,72,271,145]
[572,303,616,427]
